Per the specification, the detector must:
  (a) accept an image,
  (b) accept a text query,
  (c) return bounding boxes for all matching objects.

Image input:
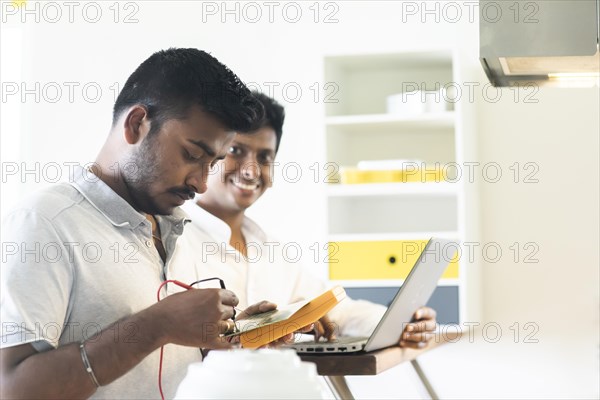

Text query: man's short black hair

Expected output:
[251,91,285,152]
[113,48,264,135]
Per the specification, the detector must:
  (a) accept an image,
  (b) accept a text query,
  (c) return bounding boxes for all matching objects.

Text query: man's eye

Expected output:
[228,146,241,155]
[186,150,203,161]
[259,154,274,164]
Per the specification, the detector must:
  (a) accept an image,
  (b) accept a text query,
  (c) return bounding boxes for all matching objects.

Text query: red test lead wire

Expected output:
[156,280,193,302]
[155,280,193,400]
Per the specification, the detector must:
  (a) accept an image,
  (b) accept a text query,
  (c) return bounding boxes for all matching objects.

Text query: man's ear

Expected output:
[123,105,149,145]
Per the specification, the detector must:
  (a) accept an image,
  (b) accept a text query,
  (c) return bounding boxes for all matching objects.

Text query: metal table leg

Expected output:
[411,359,439,400]
[324,375,355,400]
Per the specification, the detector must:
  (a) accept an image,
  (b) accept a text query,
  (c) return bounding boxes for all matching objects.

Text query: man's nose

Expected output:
[241,161,260,180]
[186,165,210,194]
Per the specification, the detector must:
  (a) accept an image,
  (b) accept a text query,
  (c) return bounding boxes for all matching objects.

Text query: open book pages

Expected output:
[232,300,310,334]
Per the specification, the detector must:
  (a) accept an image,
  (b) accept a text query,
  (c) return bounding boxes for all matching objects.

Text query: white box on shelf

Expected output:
[356,159,424,170]
[387,89,452,116]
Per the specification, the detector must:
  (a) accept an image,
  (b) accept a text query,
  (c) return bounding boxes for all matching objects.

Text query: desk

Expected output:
[300,331,460,400]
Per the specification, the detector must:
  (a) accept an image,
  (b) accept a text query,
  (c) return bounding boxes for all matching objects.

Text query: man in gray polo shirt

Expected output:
[1,48,266,399]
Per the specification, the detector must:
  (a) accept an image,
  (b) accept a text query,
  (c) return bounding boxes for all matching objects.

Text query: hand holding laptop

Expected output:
[312,306,436,349]
[398,306,437,349]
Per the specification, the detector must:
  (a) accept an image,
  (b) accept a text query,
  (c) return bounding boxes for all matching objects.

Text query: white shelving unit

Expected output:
[323,50,474,325]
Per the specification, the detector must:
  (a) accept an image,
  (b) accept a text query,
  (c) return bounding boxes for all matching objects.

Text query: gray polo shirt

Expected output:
[1,166,203,399]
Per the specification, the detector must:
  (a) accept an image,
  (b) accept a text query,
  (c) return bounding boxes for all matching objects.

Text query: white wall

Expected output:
[2,1,598,398]
[477,87,599,333]
[458,85,600,399]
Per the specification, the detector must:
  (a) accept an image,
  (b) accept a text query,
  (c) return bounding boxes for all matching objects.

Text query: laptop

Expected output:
[285,237,459,354]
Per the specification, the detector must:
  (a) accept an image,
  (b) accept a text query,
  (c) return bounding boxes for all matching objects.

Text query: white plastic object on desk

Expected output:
[174,349,328,399]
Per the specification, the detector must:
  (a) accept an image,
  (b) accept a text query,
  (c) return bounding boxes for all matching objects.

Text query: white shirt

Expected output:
[180,202,386,337]
[1,167,202,399]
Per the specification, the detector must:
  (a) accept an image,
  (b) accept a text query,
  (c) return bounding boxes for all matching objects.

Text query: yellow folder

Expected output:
[339,167,448,184]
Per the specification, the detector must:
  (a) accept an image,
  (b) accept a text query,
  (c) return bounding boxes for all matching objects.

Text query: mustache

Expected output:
[169,187,196,200]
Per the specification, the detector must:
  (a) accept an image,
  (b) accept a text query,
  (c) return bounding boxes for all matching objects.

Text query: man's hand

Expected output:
[312,314,337,342]
[149,288,239,349]
[399,307,437,349]
[234,300,278,321]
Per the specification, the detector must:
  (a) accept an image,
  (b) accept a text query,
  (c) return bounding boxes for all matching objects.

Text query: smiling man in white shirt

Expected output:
[181,92,437,346]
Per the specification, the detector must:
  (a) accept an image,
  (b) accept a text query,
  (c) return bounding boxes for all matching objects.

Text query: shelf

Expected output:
[328,195,458,234]
[327,182,459,197]
[325,51,454,117]
[324,51,453,70]
[326,118,456,166]
[328,231,460,242]
[326,112,455,131]
[330,279,460,288]
[322,50,472,325]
